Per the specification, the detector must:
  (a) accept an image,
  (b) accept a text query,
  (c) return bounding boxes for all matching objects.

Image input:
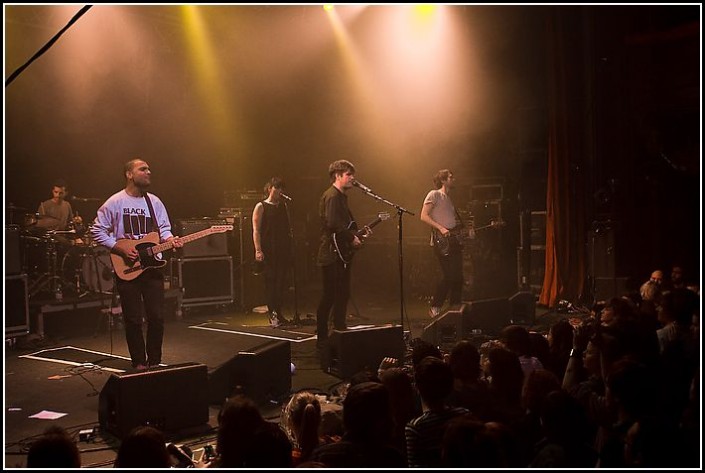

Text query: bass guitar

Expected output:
[432,218,505,257]
[110,225,233,281]
[332,212,390,265]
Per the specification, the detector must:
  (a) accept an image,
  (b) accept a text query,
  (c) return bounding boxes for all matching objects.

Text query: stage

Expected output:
[4,285,553,468]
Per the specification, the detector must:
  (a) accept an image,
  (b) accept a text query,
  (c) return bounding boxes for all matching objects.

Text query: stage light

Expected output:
[323,4,334,12]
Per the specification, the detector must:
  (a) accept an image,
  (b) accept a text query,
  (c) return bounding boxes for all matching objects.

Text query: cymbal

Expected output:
[6,204,26,211]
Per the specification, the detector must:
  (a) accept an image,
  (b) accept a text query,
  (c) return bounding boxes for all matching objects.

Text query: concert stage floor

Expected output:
[4,291,555,468]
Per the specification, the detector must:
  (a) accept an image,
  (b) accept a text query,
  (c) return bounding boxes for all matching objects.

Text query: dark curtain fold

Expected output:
[539,8,588,308]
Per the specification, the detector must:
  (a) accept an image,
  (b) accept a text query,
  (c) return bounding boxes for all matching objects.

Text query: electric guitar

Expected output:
[110,225,233,281]
[332,212,391,265]
[432,218,505,257]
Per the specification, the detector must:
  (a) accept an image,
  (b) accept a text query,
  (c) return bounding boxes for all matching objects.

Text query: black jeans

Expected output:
[116,270,165,367]
[432,242,464,308]
[264,260,290,316]
[316,260,351,344]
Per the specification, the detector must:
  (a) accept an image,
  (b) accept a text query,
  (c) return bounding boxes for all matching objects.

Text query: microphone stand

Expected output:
[283,201,309,326]
[354,186,414,334]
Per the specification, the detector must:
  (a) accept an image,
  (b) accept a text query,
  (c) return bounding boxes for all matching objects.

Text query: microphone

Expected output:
[279,192,293,202]
[352,180,373,193]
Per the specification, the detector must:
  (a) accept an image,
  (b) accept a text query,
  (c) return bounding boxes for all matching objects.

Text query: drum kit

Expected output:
[7,203,114,300]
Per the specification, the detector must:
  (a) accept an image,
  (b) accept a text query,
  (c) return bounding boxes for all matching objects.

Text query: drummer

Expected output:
[35,179,84,244]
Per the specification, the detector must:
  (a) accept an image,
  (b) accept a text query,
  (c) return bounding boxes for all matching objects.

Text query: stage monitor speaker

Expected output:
[594,276,630,302]
[462,298,512,336]
[327,325,405,380]
[176,218,229,258]
[5,225,21,275]
[509,291,536,325]
[208,340,291,406]
[98,362,209,439]
[420,307,464,347]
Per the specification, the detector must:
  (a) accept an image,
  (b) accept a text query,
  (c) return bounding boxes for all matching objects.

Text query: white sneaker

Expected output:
[268,312,281,328]
[429,306,441,318]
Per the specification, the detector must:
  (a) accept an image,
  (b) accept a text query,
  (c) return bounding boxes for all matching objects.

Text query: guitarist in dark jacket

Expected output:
[420,169,474,319]
[315,160,366,352]
[91,158,183,370]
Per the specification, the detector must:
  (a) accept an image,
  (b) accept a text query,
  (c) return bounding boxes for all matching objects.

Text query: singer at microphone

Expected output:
[252,177,295,328]
[352,180,373,193]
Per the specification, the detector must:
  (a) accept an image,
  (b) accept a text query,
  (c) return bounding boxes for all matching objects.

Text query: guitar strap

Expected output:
[143,193,157,233]
[453,205,466,230]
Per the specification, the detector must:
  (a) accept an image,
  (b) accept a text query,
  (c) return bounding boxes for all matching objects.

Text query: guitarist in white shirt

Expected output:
[91,158,183,370]
[420,169,474,319]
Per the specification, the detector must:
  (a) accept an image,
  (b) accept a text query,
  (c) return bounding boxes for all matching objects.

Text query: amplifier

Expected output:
[6,225,21,275]
[176,256,234,307]
[217,208,244,226]
[176,218,230,258]
[223,190,262,208]
[6,274,29,338]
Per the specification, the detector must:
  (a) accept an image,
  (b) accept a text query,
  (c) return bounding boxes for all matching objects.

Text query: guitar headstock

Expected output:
[490,219,506,228]
[378,212,391,221]
[211,225,234,233]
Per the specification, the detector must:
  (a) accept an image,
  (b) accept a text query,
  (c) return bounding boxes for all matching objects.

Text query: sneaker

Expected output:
[268,312,281,328]
[134,364,148,370]
[429,306,441,318]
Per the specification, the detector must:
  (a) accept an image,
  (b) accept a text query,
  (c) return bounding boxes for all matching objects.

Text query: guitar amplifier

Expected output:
[176,256,234,307]
[6,274,29,338]
[176,218,230,258]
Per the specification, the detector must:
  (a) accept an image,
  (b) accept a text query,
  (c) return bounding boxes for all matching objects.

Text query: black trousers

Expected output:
[116,270,165,367]
[316,260,351,344]
[431,242,464,308]
[263,259,290,316]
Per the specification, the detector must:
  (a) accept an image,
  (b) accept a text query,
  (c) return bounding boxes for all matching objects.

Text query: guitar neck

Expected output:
[443,221,502,237]
[149,228,219,254]
[355,217,384,237]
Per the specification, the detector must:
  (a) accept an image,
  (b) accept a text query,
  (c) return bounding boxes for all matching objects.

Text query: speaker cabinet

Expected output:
[208,340,291,406]
[6,274,29,338]
[463,298,512,336]
[421,299,512,346]
[176,218,229,258]
[509,291,536,325]
[98,362,209,439]
[232,213,266,312]
[326,325,405,380]
[5,225,21,275]
[421,308,464,347]
[594,276,630,302]
[176,256,234,306]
